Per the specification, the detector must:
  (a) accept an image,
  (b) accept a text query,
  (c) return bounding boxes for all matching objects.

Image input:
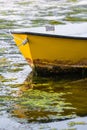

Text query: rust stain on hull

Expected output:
[33,59,87,76]
[26,58,34,68]
[34,59,87,68]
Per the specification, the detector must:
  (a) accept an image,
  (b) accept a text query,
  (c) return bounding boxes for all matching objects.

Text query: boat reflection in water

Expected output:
[11,23,87,76]
[10,73,87,123]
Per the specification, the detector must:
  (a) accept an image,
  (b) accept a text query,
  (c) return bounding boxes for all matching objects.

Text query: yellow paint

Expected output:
[12,33,87,68]
[28,35,87,62]
[12,34,33,67]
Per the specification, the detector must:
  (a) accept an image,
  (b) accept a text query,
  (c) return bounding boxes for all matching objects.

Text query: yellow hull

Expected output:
[11,24,87,75]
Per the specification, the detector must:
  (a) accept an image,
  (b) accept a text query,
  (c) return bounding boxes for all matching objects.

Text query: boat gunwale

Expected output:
[11,31,87,40]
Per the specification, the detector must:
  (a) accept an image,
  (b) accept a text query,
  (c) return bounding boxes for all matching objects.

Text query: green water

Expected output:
[1,73,87,129]
[0,0,87,129]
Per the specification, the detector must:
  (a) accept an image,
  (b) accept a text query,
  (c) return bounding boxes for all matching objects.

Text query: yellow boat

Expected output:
[11,23,87,76]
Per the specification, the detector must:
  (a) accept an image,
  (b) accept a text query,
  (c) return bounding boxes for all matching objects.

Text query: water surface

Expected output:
[0,0,87,129]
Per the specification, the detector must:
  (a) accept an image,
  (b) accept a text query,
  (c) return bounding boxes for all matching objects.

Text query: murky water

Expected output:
[0,0,87,129]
